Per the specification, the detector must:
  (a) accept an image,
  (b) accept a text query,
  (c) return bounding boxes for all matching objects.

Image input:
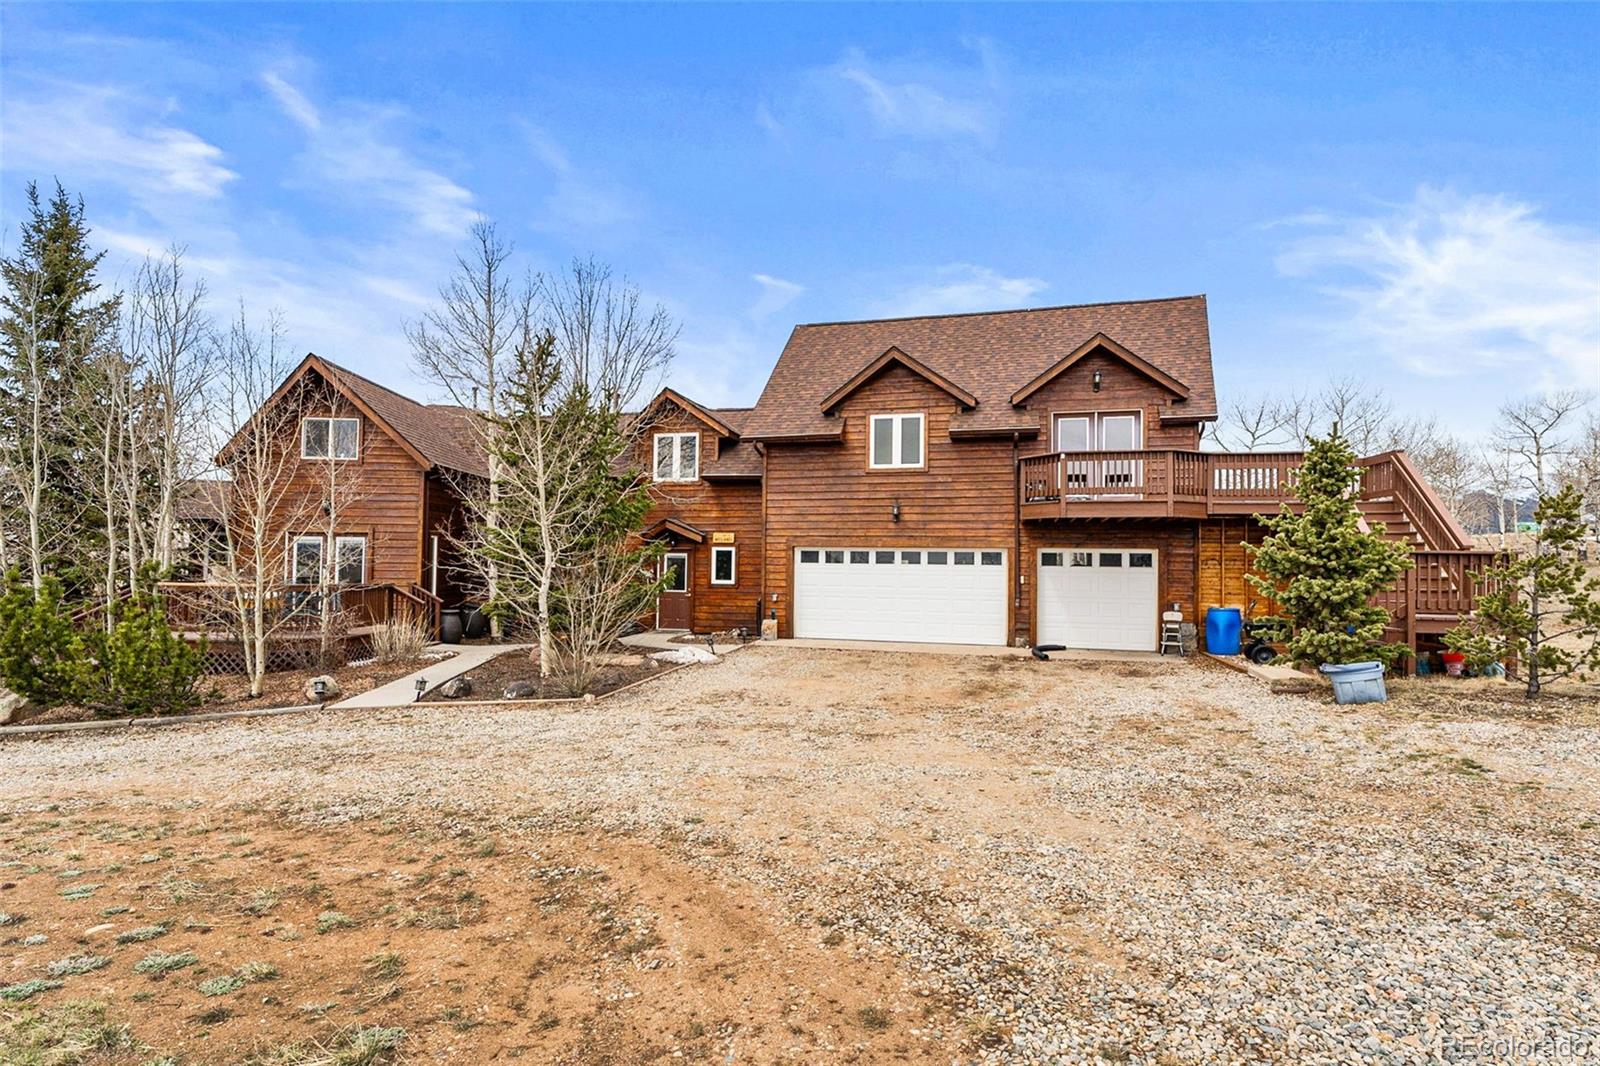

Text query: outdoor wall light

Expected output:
[312,678,327,700]
[414,677,427,701]
[891,500,902,522]
[1092,369,1103,393]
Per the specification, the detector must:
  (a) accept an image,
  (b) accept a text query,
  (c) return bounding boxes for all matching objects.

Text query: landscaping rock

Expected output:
[503,680,539,700]
[0,686,27,725]
[304,676,340,702]
[651,646,717,665]
[595,652,647,668]
[440,676,473,700]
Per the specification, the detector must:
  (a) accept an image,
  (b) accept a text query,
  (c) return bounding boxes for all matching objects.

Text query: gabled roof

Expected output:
[820,346,978,414]
[641,517,705,543]
[1009,332,1191,405]
[740,295,1217,440]
[641,387,742,439]
[220,354,490,478]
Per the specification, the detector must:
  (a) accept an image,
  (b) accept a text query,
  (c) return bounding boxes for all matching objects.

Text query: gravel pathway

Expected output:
[4,645,1597,1064]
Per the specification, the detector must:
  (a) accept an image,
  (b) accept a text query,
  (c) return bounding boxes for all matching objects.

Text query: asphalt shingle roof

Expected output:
[739,295,1217,440]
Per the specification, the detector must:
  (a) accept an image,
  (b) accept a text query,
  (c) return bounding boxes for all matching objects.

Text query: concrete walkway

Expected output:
[620,629,695,652]
[331,643,529,709]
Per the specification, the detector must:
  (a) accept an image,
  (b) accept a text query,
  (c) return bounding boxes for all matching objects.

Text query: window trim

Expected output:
[653,432,700,482]
[300,416,361,461]
[1052,410,1143,452]
[710,545,737,586]
[661,551,689,593]
[335,534,368,586]
[867,412,926,470]
[289,534,323,584]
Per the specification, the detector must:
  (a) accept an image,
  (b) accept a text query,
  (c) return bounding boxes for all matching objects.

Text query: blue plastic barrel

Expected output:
[1205,606,1242,655]
[1319,661,1387,704]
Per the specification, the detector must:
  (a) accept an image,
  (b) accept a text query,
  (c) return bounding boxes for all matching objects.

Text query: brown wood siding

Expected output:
[637,405,765,633]
[763,364,1018,638]
[1195,516,1278,638]
[1018,351,1201,450]
[250,373,426,587]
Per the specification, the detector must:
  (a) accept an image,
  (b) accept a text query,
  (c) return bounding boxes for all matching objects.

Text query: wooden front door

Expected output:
[658,552,691,629]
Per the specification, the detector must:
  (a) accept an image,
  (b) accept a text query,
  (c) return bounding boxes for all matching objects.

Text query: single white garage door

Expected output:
[1037,549,1158,651]
[793,547,1008,645]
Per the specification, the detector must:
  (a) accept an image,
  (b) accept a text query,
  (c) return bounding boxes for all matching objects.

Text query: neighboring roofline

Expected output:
[795,293,1207,330]
[1010,332,1192,406]
[644,387,741,438]
[641,517,706,543]
[820,345,979,413]
[215,353,434,472]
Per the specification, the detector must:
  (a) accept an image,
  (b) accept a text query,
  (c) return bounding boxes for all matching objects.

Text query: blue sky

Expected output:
[3,3,1597,436]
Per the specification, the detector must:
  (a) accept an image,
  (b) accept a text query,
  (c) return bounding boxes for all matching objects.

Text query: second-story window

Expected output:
[869,413,924,469]
[302,417,360,460]
[654,432,699,481]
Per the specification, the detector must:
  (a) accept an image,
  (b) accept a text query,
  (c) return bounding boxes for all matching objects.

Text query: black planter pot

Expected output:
[439,609,464,645]
[463,605,490,639]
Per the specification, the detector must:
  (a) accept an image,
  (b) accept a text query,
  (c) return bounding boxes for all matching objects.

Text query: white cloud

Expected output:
[1,82,237,204]
[875,264,1047,317]
[828,46,997,141]
[261,69,478,238]
[749,273,804,318]
[1277,187,1600,389]
[517,123,637,234]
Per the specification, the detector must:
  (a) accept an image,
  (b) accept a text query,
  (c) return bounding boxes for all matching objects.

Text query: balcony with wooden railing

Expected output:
[1018,448,1473,548]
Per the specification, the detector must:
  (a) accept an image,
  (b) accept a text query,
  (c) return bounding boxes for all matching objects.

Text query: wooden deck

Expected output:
[158,581,443,643]
[1019,447,1497,649]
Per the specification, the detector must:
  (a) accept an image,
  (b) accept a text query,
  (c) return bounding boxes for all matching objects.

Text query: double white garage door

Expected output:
[792,546,1158,650]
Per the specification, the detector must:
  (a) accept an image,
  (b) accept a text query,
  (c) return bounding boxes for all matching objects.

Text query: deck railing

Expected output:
[1019,449,1306,511]
[157,581,441,638]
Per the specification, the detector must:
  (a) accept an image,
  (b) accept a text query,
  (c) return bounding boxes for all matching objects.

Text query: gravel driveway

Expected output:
[5,645,1598,1064]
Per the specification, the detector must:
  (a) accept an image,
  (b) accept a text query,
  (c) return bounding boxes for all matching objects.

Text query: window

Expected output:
[954,551,975,565]
[900,551,921,564]
[824,550,844,564]
[981,551,1003,566]
[850,550,869,564]
[1041,552,1062,567]
[291,535,323,584]
[662,553,687,592]
[927,551,948,565]
[1070,552,1093,567]
[301,417,359,460]
[653,433,699,481]
[875,551,895,564]
[335,536,367,585]
[1129,552,1154,568]
[1053,412,1143,452]
[711,546,736,585]
[1099,552,1123,567]
[800,549,820,564]
[868,413,924,468]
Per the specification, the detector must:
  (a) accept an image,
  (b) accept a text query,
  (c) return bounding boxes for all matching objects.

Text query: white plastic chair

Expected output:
[1159,610,1188,655]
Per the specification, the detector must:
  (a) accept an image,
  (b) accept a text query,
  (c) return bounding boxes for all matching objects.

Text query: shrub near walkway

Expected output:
[4,645,1598,1063]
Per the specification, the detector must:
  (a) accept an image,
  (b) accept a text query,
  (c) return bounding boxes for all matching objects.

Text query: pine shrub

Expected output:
[0,568,88,706]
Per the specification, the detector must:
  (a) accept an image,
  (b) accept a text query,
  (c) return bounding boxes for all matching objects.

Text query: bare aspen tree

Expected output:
[1215,393,1296,451]
[407,221,517,636]
[0,273,53,590]
[1497,389,1592,496]
[125,247,212,569]
[301,364,365,669]
[209,307,318,697]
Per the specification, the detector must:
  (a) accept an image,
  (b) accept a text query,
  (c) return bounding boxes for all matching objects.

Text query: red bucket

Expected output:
[1441,652,1466,678]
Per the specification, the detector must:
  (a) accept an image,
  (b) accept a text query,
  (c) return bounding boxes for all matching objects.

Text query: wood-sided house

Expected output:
[198,295,1494,658]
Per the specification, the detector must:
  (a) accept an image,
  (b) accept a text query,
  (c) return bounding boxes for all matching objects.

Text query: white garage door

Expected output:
[793,548,1008,645]
[1037,549,1158,651]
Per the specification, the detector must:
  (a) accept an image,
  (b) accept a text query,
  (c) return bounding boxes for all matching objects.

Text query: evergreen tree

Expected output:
[0,182,122,594]
[1246,428,1414,667]
[80,563,206,717]
[0,568,88,706]
[1446,486,1600,697]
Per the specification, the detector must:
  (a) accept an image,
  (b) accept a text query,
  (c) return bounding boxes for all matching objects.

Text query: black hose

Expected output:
[1031,644,1066,661]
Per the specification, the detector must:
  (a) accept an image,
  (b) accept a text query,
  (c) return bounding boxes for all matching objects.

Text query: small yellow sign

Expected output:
[711,532,735,544]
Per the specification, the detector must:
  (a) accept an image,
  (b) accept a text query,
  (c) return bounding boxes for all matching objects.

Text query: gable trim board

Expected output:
[820,346,979,414]
[1010,333,1191,407]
